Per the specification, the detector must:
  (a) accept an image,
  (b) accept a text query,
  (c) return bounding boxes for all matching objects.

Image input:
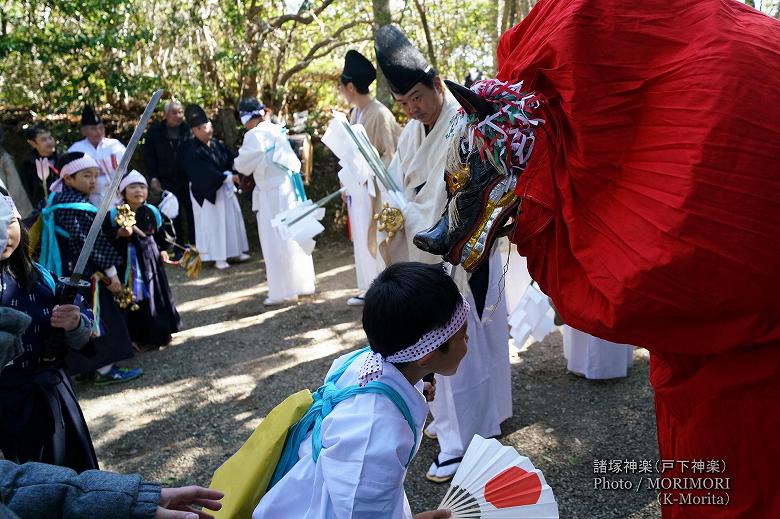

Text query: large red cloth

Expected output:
[497,1,780,517]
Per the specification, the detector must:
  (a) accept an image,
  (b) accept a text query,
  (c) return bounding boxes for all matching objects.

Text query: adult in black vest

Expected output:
[143,101,194,247]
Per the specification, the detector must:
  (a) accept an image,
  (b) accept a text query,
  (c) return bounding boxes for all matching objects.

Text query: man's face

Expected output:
[28,131,56,157]
[192,122,213,144]
[392,78,445,127]
[164,105,185,128]
[82,123,105,147]
[64,168,99,195]
[338,81,357,105]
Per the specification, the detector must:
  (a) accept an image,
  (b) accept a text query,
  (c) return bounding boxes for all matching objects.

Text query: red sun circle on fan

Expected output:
[485,466,543,508]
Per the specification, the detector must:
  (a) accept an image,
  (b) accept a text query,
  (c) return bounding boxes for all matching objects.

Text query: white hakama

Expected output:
[253,350,429,519]
[235,121,316,301]
[347,186,378,292]
[254,177,316,299]
[562,325,634,379]
[190,182,248,262]
[429,249,512,458]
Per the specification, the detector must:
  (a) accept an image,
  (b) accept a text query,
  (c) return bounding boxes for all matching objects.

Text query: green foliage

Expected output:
[0,0,500,114]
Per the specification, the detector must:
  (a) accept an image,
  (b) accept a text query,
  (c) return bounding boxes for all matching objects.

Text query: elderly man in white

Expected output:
[68,105,126,207]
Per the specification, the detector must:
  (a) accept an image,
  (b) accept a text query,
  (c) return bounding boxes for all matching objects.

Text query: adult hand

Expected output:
[106,276,122,295]
[155,486,224,519]
[413,509,452,519]
[232,174,240,186]
[50,304,82,331]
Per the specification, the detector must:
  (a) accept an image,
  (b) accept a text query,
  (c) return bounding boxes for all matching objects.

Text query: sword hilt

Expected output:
[42,277,92,364]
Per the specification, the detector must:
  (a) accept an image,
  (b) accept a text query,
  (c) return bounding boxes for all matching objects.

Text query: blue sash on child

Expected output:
[40,192,97,277]
[268,347,418,489]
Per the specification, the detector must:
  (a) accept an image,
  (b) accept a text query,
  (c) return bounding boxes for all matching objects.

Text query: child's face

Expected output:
[2,217,21,260]
[64,168,99,195]
[28,131,56,157]
[421,323,468,377]
[123,183,148,207]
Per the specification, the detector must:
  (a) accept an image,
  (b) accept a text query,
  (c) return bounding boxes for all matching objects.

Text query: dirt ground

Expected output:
[77,241,661,518]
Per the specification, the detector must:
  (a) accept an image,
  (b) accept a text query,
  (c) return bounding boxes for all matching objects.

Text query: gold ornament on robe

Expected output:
[114,286,140,311]
[115,204,136,229]
[374,203,404,240]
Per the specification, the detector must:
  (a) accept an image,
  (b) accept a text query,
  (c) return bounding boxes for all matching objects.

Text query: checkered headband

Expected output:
[358,295,470,386]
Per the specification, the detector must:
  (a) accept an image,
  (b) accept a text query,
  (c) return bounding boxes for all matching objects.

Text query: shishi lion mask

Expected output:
[413,79,545,271]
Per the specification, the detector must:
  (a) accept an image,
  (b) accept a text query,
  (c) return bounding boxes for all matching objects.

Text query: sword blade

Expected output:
[338,119,405,202]
[286,188,344,226]
[70,89,163,283]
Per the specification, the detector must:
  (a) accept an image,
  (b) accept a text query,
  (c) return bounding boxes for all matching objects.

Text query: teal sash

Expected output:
[40,192,97,276]
[268,347,418,488]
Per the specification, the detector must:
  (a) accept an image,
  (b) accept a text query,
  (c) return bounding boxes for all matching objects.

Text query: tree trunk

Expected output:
[372,0,392,108]
[213,108,240,151]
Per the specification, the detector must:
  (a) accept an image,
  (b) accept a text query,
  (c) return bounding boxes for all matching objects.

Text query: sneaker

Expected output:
[234,253,251,262]
[72,372,94,384]
[94,366,143,386]
[264,296,298,306]
[346,295,365,306]
[215,260,230,270]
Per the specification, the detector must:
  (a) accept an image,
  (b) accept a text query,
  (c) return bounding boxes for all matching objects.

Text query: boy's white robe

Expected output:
[189,180,248,262]
[562,325,634,379]
[375,97,460,265]
[429,248,513,457]
[234,121,316,299]
[253,350,429,519]
[68,137,126,207]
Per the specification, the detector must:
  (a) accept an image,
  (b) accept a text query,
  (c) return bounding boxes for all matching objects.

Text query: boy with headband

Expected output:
[253,262,461,519]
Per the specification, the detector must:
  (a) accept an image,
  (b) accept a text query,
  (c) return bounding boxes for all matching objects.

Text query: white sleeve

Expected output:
[112,140,127,157]
[234,132,270,177]
[317,396,413,518]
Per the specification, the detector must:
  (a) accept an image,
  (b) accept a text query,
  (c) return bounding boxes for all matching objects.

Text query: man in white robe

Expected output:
[182,104,249,269]
[563,326,634,379]
[337,49,402,305]
[374,25,459,266]
[234,97,315,305]
[68,105,126,207]
[374,24,513,483]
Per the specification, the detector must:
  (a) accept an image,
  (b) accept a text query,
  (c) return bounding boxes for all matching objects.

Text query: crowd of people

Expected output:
[2,0,778,517]
[0,19,638,518]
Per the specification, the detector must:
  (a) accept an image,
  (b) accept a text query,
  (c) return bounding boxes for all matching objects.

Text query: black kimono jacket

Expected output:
[182,138,236,206]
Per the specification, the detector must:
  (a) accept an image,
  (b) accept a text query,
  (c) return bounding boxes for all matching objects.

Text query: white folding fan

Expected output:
[438,435,559,518]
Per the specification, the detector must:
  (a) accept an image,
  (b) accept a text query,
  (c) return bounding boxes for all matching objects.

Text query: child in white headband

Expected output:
[255,262,465,519]
[108,170,180,350]
[39,152,141,385]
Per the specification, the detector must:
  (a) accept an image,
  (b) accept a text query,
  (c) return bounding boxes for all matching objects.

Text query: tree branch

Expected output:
[279,28,372,86]
[412,0,438,70]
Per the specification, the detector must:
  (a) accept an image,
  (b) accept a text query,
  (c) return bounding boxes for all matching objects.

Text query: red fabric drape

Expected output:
[497,1,780,517]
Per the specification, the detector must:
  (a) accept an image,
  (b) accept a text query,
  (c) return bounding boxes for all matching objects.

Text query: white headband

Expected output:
[50,155,100,193]
[2,195,20,219]
[0,195,18,252]
[240,109,265,125]
[120,170,147,193]
[358,296,471,386]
